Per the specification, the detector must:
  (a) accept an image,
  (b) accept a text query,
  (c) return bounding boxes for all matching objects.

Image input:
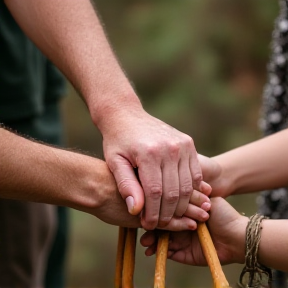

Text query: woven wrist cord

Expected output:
[238,214,272,288]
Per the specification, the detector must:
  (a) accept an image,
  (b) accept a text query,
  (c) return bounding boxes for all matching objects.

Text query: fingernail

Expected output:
[126,196,134,214]
[201,202,211,211]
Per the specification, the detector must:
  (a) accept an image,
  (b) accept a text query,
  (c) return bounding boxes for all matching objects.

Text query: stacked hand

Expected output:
[101,108,212,230]
[141,197,248,266]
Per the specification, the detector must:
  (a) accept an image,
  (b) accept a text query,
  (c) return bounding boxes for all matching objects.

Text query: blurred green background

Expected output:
[61,1,278,287]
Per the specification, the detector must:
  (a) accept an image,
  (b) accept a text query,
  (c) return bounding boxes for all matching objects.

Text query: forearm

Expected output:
[258,219,288,272]
[213,129,288,195]
[0,127,111,207]
[0,127,139,226]
[5,0,143,128]
[229,217,288,272]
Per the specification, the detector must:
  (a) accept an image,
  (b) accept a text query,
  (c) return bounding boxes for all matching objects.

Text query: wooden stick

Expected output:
[122,228,138,288]
[197,222,231,288]
[115,227,127,288]
[154,231,170,288]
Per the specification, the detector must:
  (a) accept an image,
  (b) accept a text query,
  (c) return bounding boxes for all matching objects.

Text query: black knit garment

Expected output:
[258,0,288,219]
[258,0,288,286]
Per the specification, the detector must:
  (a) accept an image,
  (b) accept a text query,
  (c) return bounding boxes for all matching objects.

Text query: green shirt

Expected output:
[0,2,66,144]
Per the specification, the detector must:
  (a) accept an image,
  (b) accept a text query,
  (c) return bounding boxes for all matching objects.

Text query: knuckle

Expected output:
[147,185,162,199]
[182,134,194,147]
[165,190,179,204]
[193,173,203,185]
[168,142,180,158]
[145,144,160,157]
[169,142,180,154]
[158,216,171,227]
[143,217,158,230]
[189,137,195,147]
[180,185,193,197]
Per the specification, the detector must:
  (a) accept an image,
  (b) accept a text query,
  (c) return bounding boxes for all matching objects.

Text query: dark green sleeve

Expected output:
[0,2,66,122]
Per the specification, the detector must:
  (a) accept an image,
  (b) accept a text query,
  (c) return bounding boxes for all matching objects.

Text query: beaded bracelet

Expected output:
[238,214,272,288]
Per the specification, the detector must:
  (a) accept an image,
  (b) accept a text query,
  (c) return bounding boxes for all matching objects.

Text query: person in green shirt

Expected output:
[0,0,212,287]
[0,2,68,287]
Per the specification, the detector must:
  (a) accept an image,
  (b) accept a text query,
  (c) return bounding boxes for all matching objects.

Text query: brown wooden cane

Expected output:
[115,227,138,288]
[197,222,231,288]
[154,231,170,288]
[115,227,127,288]
[122,228,138,288]
[116,224,230,288]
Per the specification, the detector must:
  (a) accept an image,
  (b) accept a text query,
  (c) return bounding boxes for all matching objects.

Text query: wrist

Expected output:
[88,91,143,131]
[211,155,237,197]
[67,155,117,213]
[230,215,249,264]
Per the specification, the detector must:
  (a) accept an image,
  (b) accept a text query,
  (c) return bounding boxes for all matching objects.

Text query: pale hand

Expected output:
[100,108,211,230]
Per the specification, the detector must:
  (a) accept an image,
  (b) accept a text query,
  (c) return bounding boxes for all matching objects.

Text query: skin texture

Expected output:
[199,129,288,197]
[4,0,210,230]
[141,129,288,271]
[0,127,211,231]
[141,197,288,273]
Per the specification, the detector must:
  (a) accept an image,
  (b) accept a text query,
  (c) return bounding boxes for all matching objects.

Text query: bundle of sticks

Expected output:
[115,223,231,288]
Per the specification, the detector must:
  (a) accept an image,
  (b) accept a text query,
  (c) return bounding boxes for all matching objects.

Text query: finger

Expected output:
[167,250,196,265]
[199,181,212,196]
[190,189,210,208]
[145,245,157,256]
[109,156,144,215]
[140,231,158,256]
[167,231,200,265]
[139,163,162,230]
[201,201,211,212]
[174,158,193,217]
[159,216,197,231]
[184,204,209,222]
[189,151,203,191]
[158,162,179,227]
[140,230,156,247]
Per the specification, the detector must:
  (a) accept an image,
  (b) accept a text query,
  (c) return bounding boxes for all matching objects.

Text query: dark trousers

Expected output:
[0,103,69,288]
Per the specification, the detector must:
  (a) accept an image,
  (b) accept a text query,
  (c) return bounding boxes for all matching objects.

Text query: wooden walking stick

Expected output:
[115,227,138,288]
[154,230,170,288]
[197,222,231,288]
[122,228,138,288]
[115,223,230,288]
[154,224,231,288]
[115,227,127,288]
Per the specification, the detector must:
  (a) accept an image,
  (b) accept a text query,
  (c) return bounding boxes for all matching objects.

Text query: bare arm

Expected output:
[258,219,288,271]
[199,129,288,197]
[0,127,211,230]
[4,0,138,116]
[0,127,138,227]
[215,129,288,195]
[4,0,209,230]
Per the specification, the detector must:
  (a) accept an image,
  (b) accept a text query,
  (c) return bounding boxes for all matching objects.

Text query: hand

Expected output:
[140,197,248,265]
[93,175,211,231]
[198,154,230,197]
[159,189,211,231]
[100,108,211,230]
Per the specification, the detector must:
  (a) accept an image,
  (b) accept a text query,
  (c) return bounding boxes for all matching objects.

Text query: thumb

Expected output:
[108,156,144,215]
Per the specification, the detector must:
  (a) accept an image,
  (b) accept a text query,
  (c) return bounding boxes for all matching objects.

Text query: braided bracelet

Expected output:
[238,214,272,288]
